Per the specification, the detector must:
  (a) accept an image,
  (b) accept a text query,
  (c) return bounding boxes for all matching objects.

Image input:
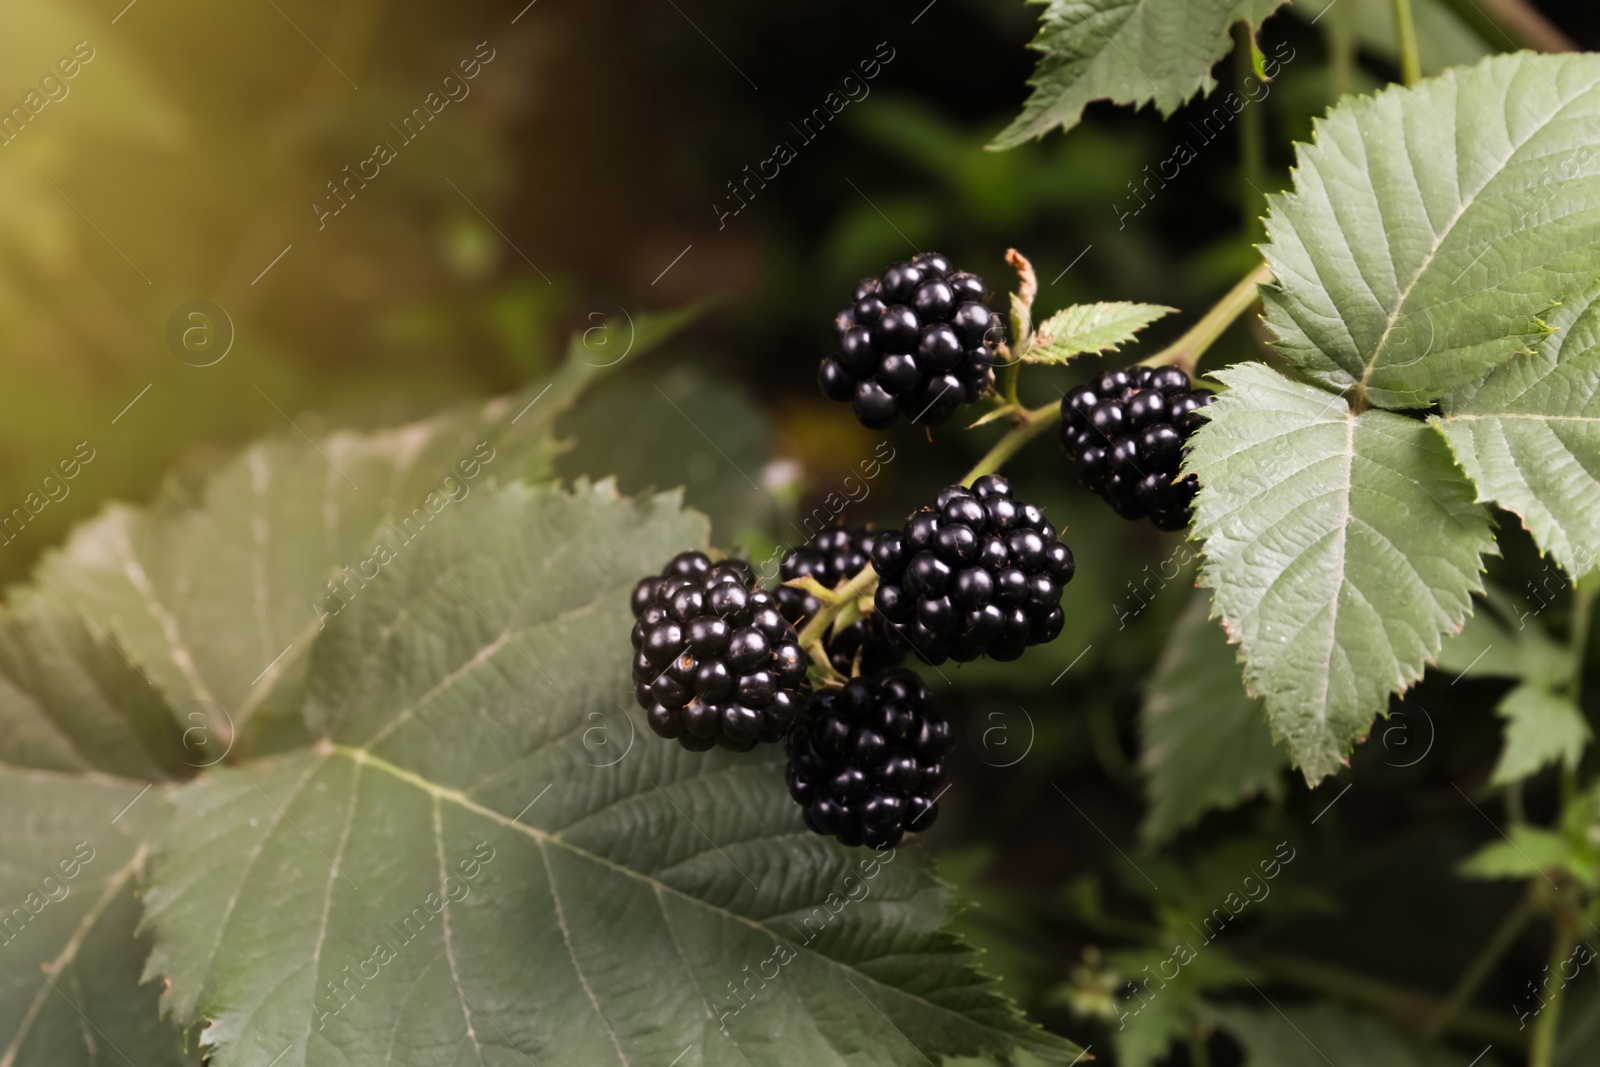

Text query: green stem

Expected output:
[1392,0,1422,87]
[1233,23,1266,242]
[1324,0,1357,105]
[1188,1027,1213,1067]
[1530,910,1580,1067]
[1001,358,1022,407]
[1568,574,1597,704]
[794,399,1063,670]
[962,401,1060,485]
[1423,889,1538,1038]
[1139,262,1274,377]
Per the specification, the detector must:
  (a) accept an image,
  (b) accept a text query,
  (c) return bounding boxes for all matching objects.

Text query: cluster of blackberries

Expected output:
[1059,366,1213,531]
[871,475,1072,665]
[775,525,904,677]
[630,552,808,751]
[785,670,952,849]
[818,252,1004,429]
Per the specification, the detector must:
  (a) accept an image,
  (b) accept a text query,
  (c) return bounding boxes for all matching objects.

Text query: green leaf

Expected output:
[1433,590,1574,688]
[34,364,600,756]
[1187,364,1495,783]
[991,0,1288,149]
[0,769,193,1067]
[1206,1000,1485,1066]
[1433,340,1600,579]
[0,597,195,1065]
[1260,53,1600,409]
[1140,590,1287,845]
[557,363,776,543]
[1459,824,1574,881]
[1021,302,1176,365]
[1491,683,1591,786]
[140,482,1080,1067]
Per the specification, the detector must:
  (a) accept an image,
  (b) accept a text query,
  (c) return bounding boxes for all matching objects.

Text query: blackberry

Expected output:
[785,669,952,848]
[776,526,905,677]
[869,475,1073,666]
[630,551,809,752]
[818,251,1004,429]
[1058,365,1214,531]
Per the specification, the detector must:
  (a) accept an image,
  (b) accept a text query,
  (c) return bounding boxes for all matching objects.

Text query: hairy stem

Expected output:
[1423,889,1538,1038]
[1392,0,1422,86]
[1139,262,1274,377]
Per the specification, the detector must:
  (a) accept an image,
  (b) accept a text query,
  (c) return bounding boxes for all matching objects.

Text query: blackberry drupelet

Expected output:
[785,669,953,848]
[1058,365,1214,531]
[870,474,1073,666]
[630,551,809,752]
[776,526,905,677]
[818,251,1004,429]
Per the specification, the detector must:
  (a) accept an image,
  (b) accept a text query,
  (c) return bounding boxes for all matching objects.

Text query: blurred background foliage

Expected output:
[4,0,1600,1062]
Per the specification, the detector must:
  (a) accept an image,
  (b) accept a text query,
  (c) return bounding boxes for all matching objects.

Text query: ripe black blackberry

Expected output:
[776,526,905,677]
[870,475,1073,666]
[1058,365,1214,532]
[630,551,809,752]
[785,669,952,848]
[818,252,1004,429]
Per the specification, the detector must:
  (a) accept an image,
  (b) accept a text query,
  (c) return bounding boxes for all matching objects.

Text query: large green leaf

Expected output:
[35,360,603,757]
[0,769,193,1067]
[1260,53,1600,410]
[139,482,1080,1067]
[1434,336,1600,580]
[992,0,1288,149]
[1140,590,1287,845]
[0,594,195,1066]
[557,363,777,543]
[1187,364,1495,783]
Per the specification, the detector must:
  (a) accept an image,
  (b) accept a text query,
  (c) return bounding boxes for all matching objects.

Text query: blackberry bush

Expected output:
[785,669,953,848]
[1058,365,1214,531]
[870,474,1073,665]
[775,525,904,677]
[817,251,1004,429]
[630,550,809,751]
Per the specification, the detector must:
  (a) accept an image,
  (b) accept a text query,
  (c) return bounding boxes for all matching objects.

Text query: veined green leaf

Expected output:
[1434,337,1600,580]
[0,770,193,1067]
[35,362,603,757]
[1140,590,1287,845]
[140,482,1080,1067]
[1022,302,1176,365]
[1261,53,1600,409]
[992,0,1288,149]
[1187,364,1495,783]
